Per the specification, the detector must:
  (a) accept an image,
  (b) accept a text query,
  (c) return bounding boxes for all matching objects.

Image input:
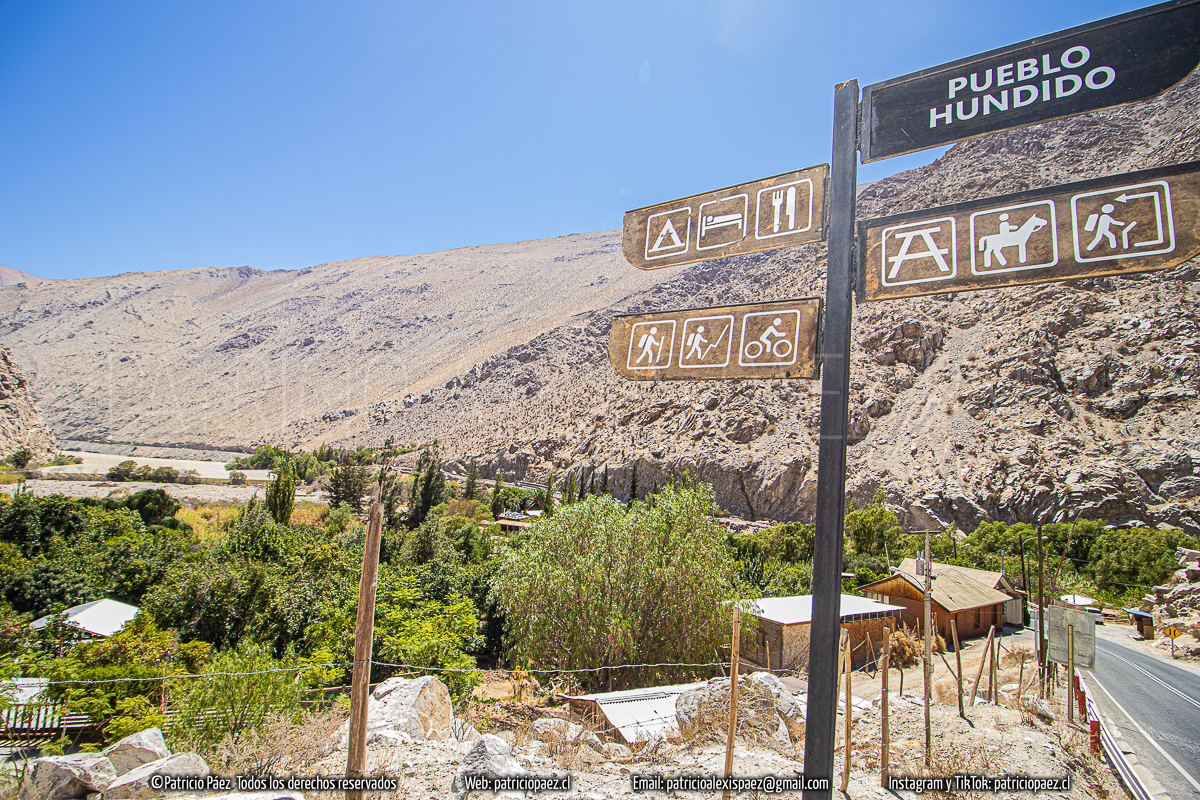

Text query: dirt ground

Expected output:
[302,648,1121,800]
[0,478,326,505]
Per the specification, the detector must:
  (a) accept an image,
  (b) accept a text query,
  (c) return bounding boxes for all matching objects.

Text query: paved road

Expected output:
[1083,631,1200,799]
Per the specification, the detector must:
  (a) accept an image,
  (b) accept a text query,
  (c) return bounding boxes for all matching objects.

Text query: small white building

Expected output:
[30,599,139,640]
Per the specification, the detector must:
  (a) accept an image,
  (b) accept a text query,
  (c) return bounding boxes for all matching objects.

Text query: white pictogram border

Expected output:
[697,194,749,251]
[1071,180,1175,263]
[644,207,692,261]
[754,179,815,240]
[626,320,676,371]
[969,200,1059,276]
[738,309,801,368]
[679,315,734,369]
[880,217,958,287]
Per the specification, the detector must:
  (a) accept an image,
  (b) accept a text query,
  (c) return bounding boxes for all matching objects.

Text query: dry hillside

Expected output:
[3,71,1200,531]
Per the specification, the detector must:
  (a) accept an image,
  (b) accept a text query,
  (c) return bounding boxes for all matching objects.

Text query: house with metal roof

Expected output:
[895,558,1025,625]
[738,594,903,673]
[30,598,139,640]
[858,566,1011,641]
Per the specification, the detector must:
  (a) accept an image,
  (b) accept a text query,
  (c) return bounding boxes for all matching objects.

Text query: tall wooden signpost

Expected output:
[609,2,1200,797]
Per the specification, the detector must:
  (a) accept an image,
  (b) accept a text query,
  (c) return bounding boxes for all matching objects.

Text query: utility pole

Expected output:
[1037,528,1046,699]
[723,607,741,800]
[923,527,932,766]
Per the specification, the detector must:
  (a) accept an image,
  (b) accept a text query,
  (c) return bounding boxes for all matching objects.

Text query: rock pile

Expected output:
[1141,547,1200,657]
[18,727,210,800]
[675,672,805,747]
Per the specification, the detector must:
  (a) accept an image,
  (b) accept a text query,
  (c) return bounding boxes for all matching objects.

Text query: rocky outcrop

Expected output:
[675,672,803,746]
[0,344,56,461]
[101,726,171,776]
[18,753,116,800]
[104,752,210,800]
[332,675,454,750]
[451,734,530,800]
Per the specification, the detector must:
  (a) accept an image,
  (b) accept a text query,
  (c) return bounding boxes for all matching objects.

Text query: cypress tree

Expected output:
[543,466,555,516]
[564,472,577,505]
[628,463,639,508]
[265,461,296,526]
[490,470,505,518]
[464,460,479,501]
[600,466,609,496]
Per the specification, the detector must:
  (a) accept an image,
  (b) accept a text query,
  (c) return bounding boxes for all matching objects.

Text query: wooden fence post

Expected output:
[950,619,964,718]
[345,500,383,800]
[841,632,852,793]
[722,607,740,800]
[880,626,890,789]
[968,625,995,709]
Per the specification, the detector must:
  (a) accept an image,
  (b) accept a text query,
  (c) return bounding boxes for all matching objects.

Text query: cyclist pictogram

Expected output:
[739,310,801,367]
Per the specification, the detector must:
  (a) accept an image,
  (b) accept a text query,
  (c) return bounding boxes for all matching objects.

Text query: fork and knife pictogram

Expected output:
[771,186,797,232]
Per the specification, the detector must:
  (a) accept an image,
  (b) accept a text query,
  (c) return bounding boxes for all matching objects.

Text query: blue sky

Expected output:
[1,0,1148,280]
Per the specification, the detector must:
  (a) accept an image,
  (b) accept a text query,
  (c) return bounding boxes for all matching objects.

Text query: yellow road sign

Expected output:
[1164,625,1182,639]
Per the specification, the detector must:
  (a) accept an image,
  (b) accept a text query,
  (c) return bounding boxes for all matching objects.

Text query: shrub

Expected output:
[107,460,139,481]
[151,466,179,483]
[493,478,740,691]
[228,471,247,486]
[5,449,33,470]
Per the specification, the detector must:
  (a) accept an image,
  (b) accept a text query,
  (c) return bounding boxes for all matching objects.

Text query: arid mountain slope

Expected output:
[3,72,1200,532]
[0,345,57,460]
[0,235,680,446]
[0,266,49,287]
[355,71,1200,532]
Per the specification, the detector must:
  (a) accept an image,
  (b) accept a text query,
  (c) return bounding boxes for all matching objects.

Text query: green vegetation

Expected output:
[493,477,740,691]
[5,449,33,470]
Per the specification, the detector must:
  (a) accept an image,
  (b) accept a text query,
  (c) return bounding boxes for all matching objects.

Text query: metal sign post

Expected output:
[857,160,1200,301]
[801,78,858,800]
[622,165,829,270]
[860,0,1200,162]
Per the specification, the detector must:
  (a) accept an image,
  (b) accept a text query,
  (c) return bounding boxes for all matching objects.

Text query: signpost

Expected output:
[1047,605,1096,668]
[621,165,829,270]
[608,298,821,381]
[860,0,1200,162]
[1164,624,1182,656]
[858,160,1200,301]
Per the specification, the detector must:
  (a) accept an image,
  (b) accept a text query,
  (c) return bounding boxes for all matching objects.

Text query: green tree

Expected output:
[6,449,33,469]
[327,465,369,510]
[600,466,609,496]
[265,461,296,526]
[106,460,138,482]
[489,471,505,518]
[542,466,555,516]
[493,479,740,691]
[627,463,639,508]
[405,445,445,529]
[150,466,178,483]
[563,472,577,506]
[463,461,479,501]
[228,471,247,486]
[845,489,900,558]
[1092,527,1195,590]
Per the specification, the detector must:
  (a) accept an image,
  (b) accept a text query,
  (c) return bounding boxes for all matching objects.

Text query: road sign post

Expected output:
[622,165,829,270]
[860,0,1200,163]
[801,78,858,800]
[1047,605,1096,668]
[608,298,821,382]
[1164,624,1182,657]
[857,161,1200,301]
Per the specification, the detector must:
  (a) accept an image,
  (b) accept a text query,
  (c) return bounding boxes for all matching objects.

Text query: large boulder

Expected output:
[451,733,529,800]
[333,675,454,750]
[101,727,171,776]
[103,753,210,800]
[748,671,806,742]
[676,673,795,746]
[18,753,116,800]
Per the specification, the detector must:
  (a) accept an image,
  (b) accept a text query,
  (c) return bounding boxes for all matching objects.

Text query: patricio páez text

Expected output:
[930,47,1114,128]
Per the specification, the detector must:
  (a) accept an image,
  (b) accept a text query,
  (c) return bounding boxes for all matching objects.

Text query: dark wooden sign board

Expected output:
[608,297,821,381]
[621,165,829,270]
[860,0,1200,162]
[857,160,1200,302]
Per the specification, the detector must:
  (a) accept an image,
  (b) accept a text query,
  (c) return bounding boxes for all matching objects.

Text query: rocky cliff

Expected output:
[0,345,57,461]
[3,71,1200,532]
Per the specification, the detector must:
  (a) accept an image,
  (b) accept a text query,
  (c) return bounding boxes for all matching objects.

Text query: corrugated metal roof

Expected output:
[861,570,1011,613]
[742,594,903,626]
[30,599,139,638]
[898,558,1009,590]
[565,682,705,743]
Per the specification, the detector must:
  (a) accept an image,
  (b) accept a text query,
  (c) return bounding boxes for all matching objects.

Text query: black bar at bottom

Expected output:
[802,78,859,800]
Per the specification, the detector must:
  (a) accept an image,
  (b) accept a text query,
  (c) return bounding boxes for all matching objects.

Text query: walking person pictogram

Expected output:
[635,326,664,365]
[1084,204,1127,250]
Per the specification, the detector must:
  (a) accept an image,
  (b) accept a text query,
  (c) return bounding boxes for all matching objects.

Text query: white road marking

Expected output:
[1098,644,1200,712]
[1082,671,1200,793]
